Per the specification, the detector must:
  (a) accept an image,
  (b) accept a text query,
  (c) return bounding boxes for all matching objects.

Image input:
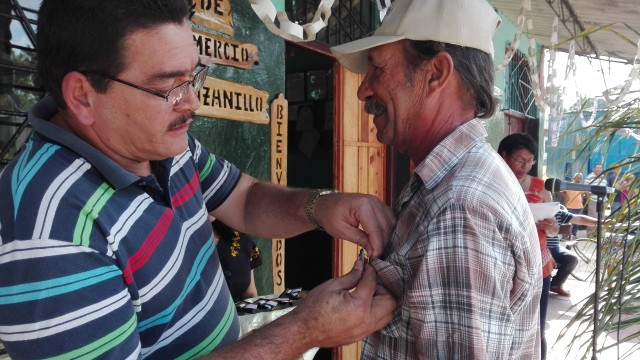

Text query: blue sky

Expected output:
[8,0,41,48]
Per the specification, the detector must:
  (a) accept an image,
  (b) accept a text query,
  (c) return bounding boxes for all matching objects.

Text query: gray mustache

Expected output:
[364,97,386,116]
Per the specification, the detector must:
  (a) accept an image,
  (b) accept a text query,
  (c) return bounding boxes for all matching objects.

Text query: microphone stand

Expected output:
[591,193,605,360]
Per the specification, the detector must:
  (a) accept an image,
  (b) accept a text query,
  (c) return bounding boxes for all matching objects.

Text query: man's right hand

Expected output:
[289,258,397,348]
[207,259,397,359]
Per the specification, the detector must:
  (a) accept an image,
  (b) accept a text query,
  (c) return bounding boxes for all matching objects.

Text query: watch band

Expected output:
[305,189,336,230]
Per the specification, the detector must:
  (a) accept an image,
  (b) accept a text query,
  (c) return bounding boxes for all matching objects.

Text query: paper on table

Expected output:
[237,294,318,360]
[528,202,561,221]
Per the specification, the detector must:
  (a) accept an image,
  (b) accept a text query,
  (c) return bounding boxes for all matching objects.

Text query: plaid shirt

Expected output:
[363,120,542,359]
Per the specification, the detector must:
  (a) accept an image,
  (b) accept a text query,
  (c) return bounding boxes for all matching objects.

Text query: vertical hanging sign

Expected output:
[270,94,288,294]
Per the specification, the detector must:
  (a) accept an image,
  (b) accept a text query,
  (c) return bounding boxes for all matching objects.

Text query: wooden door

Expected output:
[332,64,388,360]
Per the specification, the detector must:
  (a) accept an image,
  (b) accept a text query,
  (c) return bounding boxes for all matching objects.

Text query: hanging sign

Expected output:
[270,94,288,186]
[249,0,333,41]
[196,77,270,124]
[192,0,234,36]
[193,29,259,70]
[270,93,288,294]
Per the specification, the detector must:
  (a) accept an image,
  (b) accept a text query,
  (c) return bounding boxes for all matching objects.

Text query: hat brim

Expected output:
[331,35,405,74]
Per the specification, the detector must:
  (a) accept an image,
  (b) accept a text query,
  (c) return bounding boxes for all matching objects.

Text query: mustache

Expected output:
[364,97,386,116]
[168,111,195,130]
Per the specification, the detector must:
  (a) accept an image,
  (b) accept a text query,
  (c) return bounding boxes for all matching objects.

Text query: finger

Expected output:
[355,214,387,257]
[325,196,394,257]
[331,221,374,256]
[361,200,396,256]
[329,258,365,291]
[348,263,379,300]
[370,289,397,330]
[364,212,390,255]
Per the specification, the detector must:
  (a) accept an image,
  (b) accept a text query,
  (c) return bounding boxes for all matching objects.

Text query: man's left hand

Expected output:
[313,193,396,257]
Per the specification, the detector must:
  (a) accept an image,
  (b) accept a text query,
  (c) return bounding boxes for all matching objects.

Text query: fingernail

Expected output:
[353,258,363,270]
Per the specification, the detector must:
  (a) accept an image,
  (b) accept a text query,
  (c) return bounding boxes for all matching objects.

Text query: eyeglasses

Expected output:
[82,64,209,107]
[510,157,536,166]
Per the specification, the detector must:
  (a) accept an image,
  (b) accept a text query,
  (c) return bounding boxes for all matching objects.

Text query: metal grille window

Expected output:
[0,0,41,165]
[285,0,380,46]
[504,49,539,119]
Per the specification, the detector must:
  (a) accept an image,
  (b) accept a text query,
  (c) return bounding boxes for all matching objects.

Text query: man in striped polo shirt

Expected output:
[0,0,397,358]
[547,206,597,297]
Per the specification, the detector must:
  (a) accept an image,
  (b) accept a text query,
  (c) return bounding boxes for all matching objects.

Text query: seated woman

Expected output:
[212,219,263,302]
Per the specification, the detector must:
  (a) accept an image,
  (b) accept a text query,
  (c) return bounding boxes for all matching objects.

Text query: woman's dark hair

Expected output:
[37,0,191,108]
[404,40,497,119]
[497,133,538,157]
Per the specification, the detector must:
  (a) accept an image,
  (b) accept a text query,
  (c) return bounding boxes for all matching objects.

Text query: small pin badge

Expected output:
[359,248,368,262]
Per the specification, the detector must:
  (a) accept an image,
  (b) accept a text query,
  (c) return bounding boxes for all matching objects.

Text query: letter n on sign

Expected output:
[271,93,288,294]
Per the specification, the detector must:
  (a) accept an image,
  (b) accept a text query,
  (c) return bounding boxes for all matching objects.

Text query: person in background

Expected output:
[612,172,635,213]
[498,132,558,360]
[585,163,607,232]
[212,219,262,302]
[562,172,586,237]
[607,167,622,212]
[331,0,541,358]
[606,166,621,186]
[0,1,398,358]
[620,173,636,206]
[547,205,597,297]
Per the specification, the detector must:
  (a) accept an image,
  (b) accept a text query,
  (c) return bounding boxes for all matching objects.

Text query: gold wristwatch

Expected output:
[305,189,337,230]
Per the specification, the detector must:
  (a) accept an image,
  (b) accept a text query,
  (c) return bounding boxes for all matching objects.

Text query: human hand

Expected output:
[536,218,559,236]
[313,193,396,257]
[289,259,397,348]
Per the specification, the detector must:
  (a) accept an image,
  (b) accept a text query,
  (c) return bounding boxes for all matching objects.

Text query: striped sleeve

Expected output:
[554,209,573,224]
[187,134,241,211]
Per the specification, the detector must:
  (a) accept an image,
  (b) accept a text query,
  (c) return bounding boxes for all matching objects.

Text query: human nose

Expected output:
[175,85,201,112]
[357,71,373,101]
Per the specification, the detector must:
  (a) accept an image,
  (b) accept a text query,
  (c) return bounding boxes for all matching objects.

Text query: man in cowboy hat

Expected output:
[332,0,541,358]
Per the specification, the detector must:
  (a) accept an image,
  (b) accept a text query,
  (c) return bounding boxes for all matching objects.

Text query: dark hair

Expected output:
[497,133,538,157]
[37,0,191,108]
[404,40,497,119]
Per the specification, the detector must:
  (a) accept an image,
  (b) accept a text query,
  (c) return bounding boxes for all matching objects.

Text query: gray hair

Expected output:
[404,40,497,119]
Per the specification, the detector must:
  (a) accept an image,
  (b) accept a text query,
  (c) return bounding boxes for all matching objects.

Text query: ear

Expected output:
[61,71,97,126]
[425,51,454,91]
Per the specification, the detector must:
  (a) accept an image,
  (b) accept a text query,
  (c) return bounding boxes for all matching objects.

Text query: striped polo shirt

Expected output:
[0,97,242,359]
[547,209,573,249]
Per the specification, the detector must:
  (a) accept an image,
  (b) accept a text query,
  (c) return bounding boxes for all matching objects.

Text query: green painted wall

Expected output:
[273,0,285,11]
[190,0,285,296]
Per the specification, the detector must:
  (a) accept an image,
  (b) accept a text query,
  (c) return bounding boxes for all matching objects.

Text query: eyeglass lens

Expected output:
[168,66,208,106]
